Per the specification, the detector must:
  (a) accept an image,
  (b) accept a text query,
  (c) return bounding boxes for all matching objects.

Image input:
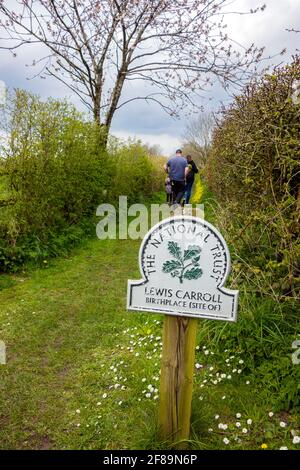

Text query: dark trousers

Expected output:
[171,180,185,204]
[184,179,194,204]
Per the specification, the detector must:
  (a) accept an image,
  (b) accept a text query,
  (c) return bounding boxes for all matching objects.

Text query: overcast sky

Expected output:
[0,0,299,155]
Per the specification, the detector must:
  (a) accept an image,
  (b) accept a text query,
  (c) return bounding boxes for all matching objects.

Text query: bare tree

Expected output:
[286,28,300,33]
[286,27,300,52]
[0,1,269,143]
[182,112,215,166]
[142,143,164,157]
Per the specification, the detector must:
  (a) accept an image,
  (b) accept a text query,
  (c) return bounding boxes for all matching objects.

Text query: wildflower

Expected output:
[142,378,146,382]
[222,396,226,400]
[246,381,250,385]
[96,402,101,406]
[218,423,228,430]
[280,422,287,428]
[242,428,248,434]
[118,401,123,406]
[227,375,232,379]
[247,419,253,425]
[268,412,274,417]
[145,393,151,398]
[215,415,220,420]
[239,359,244,364]
[199,396,203,401]
[223,438,230,445]
[204,350,209,355]
[208,428,213,432]
[292,436,300,444]
[76,409,80,414]
[236,422,241,428]
[279,447,288,450]
[237,369,242,374]
[102,393,107,399]
[236,413,241,418]
[261,443,268,449]
[153,395,158,400]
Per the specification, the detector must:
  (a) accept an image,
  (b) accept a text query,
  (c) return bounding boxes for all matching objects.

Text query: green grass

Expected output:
[0,236,299,450]
[0,183,299,450]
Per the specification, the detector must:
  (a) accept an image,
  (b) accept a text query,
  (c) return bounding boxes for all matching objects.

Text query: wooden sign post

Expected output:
[127,216,238,447]
[159,315,197,448]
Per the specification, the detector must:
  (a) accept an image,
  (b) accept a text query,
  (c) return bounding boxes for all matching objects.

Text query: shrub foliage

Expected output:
[0,90,164,271]
[203,58,300,411]
[205,57,300,299]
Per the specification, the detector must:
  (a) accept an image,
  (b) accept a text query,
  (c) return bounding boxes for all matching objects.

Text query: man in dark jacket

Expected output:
[184,155,199,204]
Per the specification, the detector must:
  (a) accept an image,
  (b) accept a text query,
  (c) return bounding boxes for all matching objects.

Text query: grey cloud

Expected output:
[0,0,299,154]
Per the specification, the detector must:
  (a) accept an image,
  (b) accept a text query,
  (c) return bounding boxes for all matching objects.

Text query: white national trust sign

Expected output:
[127,216,239,321]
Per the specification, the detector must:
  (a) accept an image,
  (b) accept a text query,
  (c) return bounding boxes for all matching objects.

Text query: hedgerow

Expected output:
[204,57,300,300]
[202,58,300,411]
[0,90,164,271]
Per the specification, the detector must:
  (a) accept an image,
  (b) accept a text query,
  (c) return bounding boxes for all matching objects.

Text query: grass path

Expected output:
[0,184,299,450]
[0,238,153,449]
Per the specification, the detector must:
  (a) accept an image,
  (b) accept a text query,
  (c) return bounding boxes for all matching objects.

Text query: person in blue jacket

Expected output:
[164,149,189,205]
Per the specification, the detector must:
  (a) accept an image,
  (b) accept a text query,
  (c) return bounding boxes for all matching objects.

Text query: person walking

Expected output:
[165,176,173,205]
[164,149,189,205]
[184,154,199,204]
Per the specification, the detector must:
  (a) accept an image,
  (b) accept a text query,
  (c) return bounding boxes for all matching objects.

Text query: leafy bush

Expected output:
[201,58,300,412]
[107,139,165,205]
[204,57,300,299]
[0,90,164,271]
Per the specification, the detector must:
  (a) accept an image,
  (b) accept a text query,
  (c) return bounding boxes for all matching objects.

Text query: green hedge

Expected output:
[204,57,300,299]
[0,90,164,271]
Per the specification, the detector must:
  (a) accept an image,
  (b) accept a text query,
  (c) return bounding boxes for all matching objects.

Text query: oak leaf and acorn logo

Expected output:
[162,241,203,284]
